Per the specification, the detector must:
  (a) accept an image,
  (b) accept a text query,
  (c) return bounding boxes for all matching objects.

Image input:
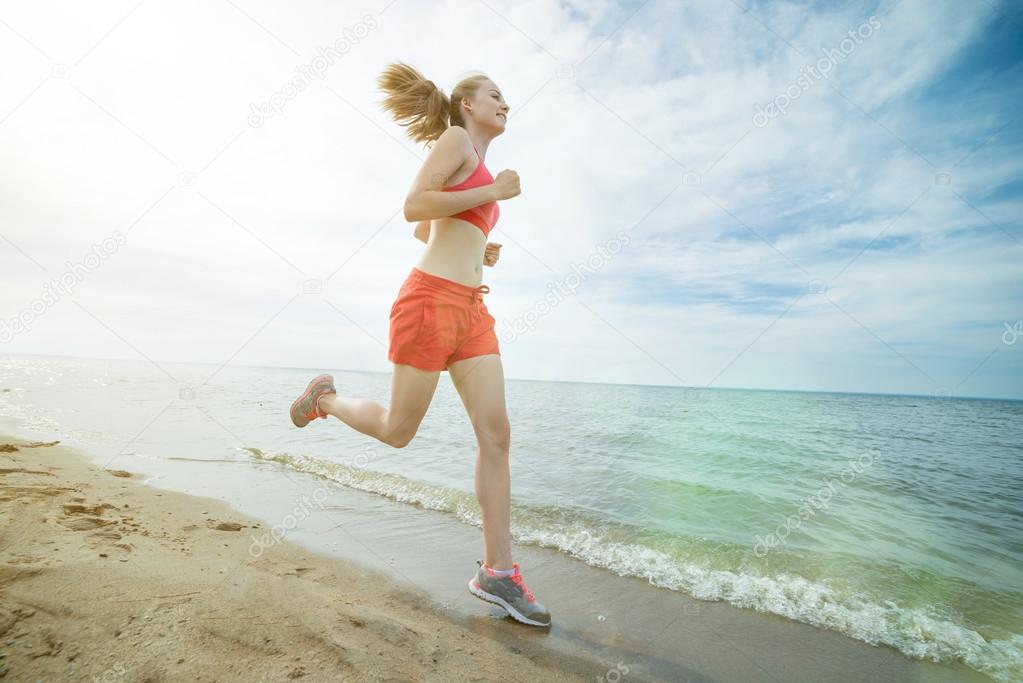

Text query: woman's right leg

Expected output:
[317,363,440,448]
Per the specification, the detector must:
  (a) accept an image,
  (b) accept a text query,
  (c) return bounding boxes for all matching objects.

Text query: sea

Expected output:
[1,353,1020,682]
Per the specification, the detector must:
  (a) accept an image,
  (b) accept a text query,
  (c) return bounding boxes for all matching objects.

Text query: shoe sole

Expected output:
[467,578,551,627]
[290,374,334,428]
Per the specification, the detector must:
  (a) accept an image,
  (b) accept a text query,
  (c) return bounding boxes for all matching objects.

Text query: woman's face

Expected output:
[467,81,509,131]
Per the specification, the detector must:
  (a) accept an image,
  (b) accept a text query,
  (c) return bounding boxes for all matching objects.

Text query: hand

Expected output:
[491,170,520,201]
[484,242,502,267]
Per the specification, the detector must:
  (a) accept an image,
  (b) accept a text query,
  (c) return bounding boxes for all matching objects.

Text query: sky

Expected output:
[1,0,1021,399]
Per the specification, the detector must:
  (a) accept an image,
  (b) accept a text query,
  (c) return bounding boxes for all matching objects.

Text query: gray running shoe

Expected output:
[467,560,551,627]
[290,374,335,427]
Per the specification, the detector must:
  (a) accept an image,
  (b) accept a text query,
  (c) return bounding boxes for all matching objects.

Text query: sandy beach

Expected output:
[0,434,605,682]
[1,428,1000,682]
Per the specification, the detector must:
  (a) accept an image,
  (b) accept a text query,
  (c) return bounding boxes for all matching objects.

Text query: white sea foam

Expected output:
[244,446,1023,683]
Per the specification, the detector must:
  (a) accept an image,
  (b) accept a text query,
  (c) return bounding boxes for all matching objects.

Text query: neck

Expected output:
[462,124,491,158]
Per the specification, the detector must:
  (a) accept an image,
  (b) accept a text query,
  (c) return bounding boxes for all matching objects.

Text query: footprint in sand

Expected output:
[59,516,114,531]
[58,502,118,531]
[283,567,315,578]
[0,485,74,503]
[0,467,52,475]
[92,529,122,540]
[63,503,117,515]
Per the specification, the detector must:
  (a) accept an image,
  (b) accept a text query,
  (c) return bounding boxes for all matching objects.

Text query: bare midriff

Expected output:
[414,217,489,287]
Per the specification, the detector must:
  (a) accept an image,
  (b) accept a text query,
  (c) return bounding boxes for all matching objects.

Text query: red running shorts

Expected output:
[388,267,500,372]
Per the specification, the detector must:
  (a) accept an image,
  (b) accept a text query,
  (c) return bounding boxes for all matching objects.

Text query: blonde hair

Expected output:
[377,61,490,148]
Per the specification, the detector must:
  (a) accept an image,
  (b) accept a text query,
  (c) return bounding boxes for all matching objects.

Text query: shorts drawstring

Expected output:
[472,284,490,304]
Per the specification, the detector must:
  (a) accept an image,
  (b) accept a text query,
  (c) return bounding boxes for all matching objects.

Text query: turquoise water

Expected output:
[1,354,1020,681]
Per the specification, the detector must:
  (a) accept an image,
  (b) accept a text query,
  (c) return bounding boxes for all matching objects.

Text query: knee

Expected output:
[384,429,415,449]
[474,417,511,453]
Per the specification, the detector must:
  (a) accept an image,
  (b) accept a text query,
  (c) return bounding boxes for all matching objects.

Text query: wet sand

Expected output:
[0,435,607,682]
[0,434,990,682]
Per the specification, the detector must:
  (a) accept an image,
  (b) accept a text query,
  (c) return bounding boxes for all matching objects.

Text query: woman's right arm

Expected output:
[403,127,516,222]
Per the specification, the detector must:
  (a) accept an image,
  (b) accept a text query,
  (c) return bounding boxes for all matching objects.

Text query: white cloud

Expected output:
[0,0,1019,398]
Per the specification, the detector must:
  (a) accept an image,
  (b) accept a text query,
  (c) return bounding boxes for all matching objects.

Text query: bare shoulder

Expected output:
[438,125,471,145]
[422,126,475,181]
[405,126,475,211]
[432,125,473,154]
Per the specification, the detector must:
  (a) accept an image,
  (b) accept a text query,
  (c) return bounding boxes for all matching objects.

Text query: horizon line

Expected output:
[2,351,1019,403]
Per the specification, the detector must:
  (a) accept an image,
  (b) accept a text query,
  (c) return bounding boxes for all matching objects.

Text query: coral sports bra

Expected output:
[441,145,500,237]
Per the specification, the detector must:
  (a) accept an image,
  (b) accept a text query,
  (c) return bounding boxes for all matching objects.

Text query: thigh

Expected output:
[387,362,441,443]
[389,288,455,372]
[447,354,509,444]
[447,300,500,367]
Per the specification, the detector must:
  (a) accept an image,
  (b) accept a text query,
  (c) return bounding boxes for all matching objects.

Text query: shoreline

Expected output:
[0,434,608,682]
[0,431,994,682]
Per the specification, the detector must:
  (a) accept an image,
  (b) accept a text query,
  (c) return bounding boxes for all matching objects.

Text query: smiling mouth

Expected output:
[497,114,506,120]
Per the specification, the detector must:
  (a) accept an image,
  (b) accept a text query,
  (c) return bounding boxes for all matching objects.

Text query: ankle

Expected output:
[484,560,515,573]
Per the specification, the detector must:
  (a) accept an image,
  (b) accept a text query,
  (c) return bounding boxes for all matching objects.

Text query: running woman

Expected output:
[288,62,550,627]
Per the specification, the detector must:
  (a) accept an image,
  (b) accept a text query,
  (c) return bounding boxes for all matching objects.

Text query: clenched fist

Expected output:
[484,242,502,267]
[491,170,520,201]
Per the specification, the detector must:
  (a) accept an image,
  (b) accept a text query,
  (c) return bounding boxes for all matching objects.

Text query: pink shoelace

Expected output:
[509,569,536,603]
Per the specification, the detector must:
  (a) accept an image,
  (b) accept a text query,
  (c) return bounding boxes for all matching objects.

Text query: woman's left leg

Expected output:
[447,353,513,569]
[450,352,552,626]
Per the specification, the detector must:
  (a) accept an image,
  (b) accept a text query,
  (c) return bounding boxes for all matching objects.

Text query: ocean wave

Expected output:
[242,446,1021,682]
